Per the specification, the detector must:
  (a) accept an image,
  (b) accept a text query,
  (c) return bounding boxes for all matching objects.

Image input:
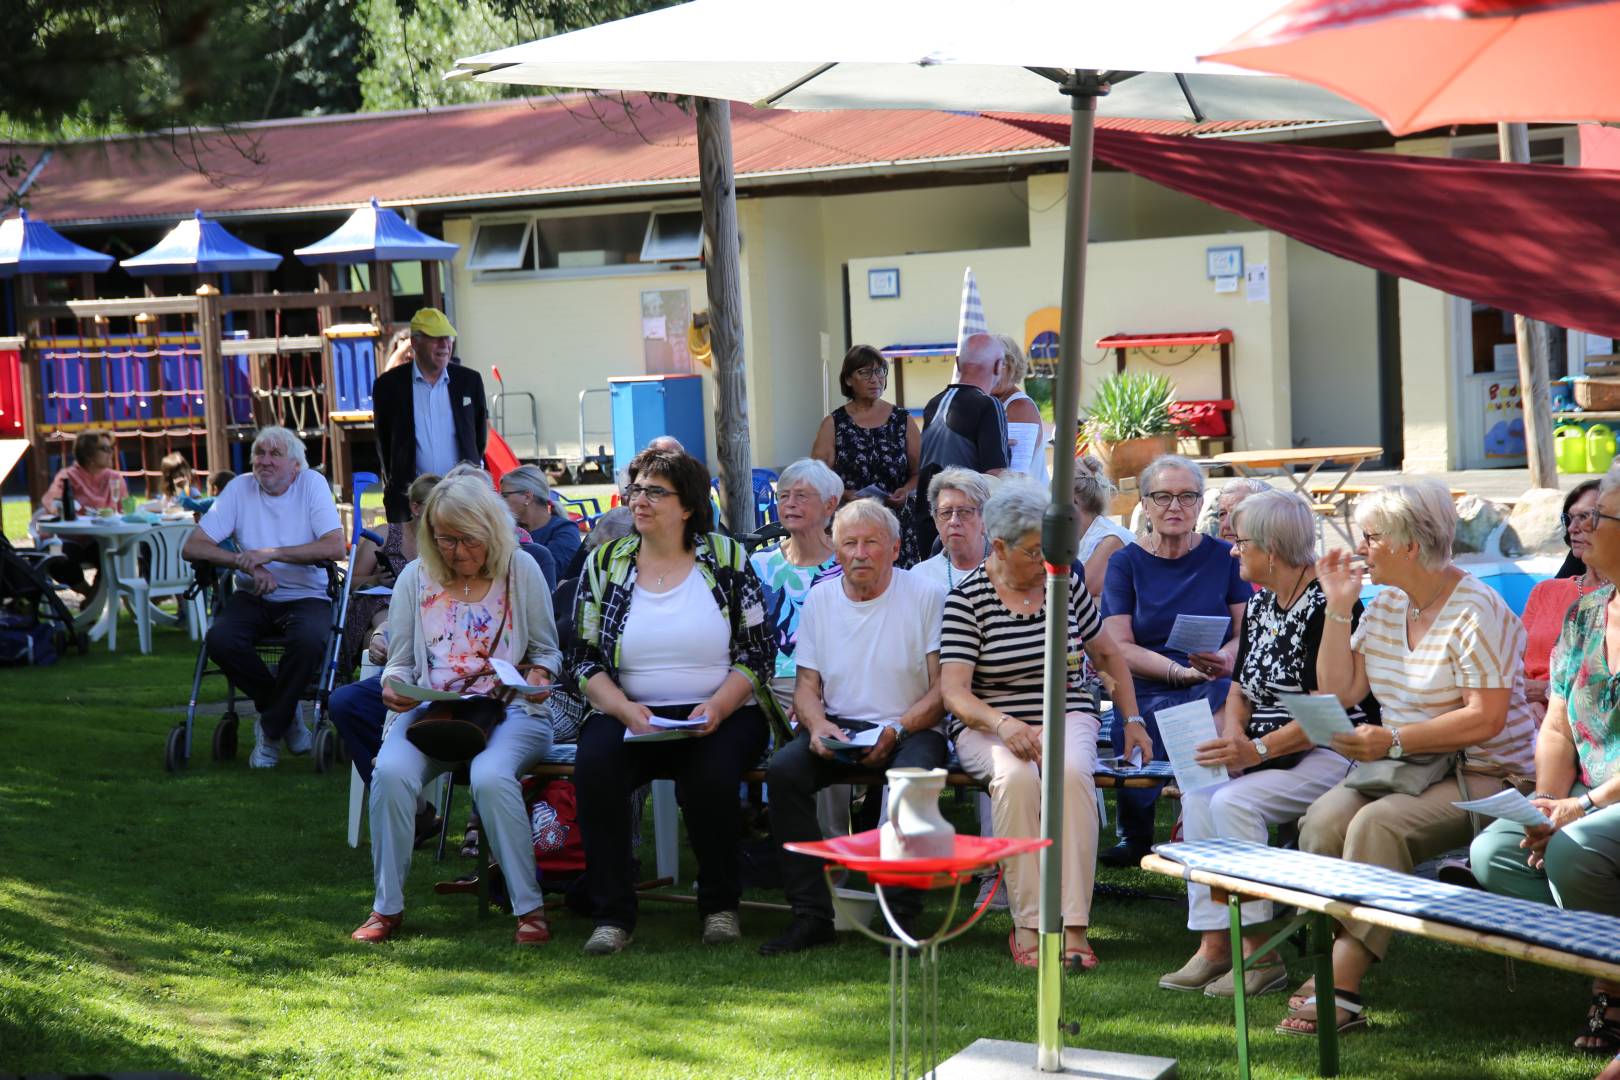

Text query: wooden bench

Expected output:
[1142,839,1620,1079]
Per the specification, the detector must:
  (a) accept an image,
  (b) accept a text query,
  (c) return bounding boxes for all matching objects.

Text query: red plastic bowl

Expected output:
[784,829,1051,889]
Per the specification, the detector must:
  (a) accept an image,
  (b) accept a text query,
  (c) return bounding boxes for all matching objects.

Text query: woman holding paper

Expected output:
[1100,454,1250,867]
[569,447,779,956]
[1281,479,1536,1037]
[1159,490,1379,997]
[353,476,561,946]
[1472,473,1620,1054]
[942,480,1150,970]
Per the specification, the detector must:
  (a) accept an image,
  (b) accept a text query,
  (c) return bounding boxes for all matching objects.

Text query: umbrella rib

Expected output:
[760,63,839,107]
[1175,73,1206,123]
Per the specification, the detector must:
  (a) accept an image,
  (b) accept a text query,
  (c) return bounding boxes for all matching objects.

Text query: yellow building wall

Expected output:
[442,217,719,466]
[1286,240,1382,450]
[848,229,1294,452]
[1398,277,1458,472]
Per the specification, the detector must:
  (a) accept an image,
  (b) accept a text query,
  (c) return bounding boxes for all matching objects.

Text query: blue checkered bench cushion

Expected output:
[1156,837,1620,967]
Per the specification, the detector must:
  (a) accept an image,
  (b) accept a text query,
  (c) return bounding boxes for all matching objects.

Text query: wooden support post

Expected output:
[16,275,50,504]
[195,286,230,477]
[1498,123,1557,489]
[695,97,753,534]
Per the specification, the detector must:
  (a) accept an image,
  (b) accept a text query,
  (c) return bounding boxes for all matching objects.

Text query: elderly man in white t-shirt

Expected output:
[183,426,345,767]
[759,498,947,956]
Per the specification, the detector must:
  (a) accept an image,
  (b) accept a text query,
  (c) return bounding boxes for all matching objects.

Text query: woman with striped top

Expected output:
[1283,479,1536,1037]
[941,480,1149,971]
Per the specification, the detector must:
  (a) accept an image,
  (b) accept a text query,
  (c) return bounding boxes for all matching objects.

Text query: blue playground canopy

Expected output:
[121,210,283,276]
[0,210,115,277]
[294,197,458,265]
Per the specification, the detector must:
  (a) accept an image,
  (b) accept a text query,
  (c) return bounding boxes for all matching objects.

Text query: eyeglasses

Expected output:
[1561,509,1620,531]
[777,489,821,505]
[1008,541,1044,562]
[853,365,888,381]
[1231,537,1257,554]
[935,506,980,521]
[623,483,675,504]
[434,534,486,551]
[1146,491,1201,509]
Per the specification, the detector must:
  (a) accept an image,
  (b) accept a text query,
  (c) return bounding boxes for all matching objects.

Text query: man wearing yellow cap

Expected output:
[370,308,488,522]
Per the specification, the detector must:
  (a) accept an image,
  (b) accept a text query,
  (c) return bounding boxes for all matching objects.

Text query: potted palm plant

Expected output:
[1080,371,1182,482]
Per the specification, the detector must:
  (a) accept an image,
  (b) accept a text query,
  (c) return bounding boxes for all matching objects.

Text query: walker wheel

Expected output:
[164,724,188,773]
[213,714,239,761]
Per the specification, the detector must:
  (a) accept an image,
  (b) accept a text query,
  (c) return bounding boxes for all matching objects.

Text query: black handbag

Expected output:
[406,694,507,763]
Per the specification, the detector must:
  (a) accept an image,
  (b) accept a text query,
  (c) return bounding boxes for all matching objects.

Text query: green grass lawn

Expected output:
[0,616,1605,1078]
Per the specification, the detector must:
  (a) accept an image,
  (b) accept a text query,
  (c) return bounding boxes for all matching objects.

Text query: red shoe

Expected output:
[1008,929,1039,969]
[515,912,551,946]
[351,910,403,943]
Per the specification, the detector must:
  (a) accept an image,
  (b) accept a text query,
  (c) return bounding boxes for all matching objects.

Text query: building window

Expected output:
[641,210,704,262]
[467,220,535,271]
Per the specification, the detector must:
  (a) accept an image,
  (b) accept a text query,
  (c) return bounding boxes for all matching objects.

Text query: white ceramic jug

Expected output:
[881,767,955,860]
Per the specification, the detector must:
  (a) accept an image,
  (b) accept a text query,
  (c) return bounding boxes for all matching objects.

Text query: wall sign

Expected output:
[1206,246,1244,280]
[868,268,901,299]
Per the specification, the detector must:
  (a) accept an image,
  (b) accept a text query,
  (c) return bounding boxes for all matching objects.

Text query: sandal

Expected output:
[1008,929,1039,969]
[1579,992,1620,1054]
[1065,948,1100,973]
[350,910,403,943]
[1276,990,1367,1038]
[515,911,551,947]
[460,824,481,860]
[1287,976,1316,1013]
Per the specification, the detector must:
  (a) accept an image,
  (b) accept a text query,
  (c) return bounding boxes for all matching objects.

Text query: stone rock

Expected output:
[1503,488,1570,557]
[1453,494,1509,555]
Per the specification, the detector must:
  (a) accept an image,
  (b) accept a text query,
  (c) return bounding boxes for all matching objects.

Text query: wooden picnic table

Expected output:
[1214,447,1383,547]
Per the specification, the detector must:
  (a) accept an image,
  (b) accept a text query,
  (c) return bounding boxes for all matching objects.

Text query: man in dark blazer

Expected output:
[371,308,488,522]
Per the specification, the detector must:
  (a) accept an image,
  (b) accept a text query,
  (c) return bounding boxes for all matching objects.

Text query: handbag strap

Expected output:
[1455,752,1484,837]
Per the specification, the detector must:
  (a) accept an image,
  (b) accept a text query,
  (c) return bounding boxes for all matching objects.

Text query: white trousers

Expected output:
[1181,747,1351,931]
[955,711,1099,929]
[370,702,554,917]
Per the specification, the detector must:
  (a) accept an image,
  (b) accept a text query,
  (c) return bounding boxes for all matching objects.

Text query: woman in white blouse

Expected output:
[912,467,993,593]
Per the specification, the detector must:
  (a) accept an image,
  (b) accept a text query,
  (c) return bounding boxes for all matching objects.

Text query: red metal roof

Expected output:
[1096,330,1234,348]
[0,96,1314,226]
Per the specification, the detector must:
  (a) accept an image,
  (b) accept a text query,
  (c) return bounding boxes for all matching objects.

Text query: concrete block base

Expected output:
[929,1038,1177,1080]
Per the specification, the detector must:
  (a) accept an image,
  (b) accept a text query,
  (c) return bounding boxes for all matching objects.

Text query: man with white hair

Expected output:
[183,427,345,767]
[912,332,1010,556]
[760,498,947,955]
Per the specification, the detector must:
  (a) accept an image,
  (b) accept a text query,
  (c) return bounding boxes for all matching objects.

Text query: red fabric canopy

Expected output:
[1000,119,1620,339]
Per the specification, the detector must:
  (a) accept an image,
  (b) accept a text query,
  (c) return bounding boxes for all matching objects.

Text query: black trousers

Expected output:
[767,724,949,921]
[204,591,331,740]
[574,704,770,931]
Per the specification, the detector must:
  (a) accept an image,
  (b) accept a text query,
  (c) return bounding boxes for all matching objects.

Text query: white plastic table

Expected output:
[43,518,184,652]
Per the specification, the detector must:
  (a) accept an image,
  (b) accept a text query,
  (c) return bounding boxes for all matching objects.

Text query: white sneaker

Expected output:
[284,705,312,755]
[249,718,279,768]
[701,910,741,945]
[583,926,632,955]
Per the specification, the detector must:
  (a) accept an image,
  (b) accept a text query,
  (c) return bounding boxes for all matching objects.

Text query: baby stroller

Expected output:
[0,534,85,662]
[164,473,377,773]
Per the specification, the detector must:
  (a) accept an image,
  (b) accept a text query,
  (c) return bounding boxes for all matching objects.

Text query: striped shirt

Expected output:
[1351,574,1535,773]
[940,566,1102,726]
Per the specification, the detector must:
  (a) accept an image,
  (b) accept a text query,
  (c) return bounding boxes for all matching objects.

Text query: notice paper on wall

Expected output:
[1277,693,1357,747]
[1155,698,1228,793]
[1453,788,1553,829]
[1245,263,1269,303]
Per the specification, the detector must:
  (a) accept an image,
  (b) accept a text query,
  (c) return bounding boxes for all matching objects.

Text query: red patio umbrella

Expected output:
[1207,0,1620,134]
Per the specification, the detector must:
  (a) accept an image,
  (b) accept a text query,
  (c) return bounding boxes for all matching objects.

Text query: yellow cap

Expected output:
[409,307,456,338]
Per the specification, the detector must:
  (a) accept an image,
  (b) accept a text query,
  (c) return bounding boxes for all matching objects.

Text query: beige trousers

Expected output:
[955,711,1099,930]
[1299,768,1508,958]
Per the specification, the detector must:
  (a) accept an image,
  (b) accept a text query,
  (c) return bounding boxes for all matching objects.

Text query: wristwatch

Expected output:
[1579,792,1599,816]
[1387,728,1405,760]
[1125,715,1147,728]
[1252,738,1270,762]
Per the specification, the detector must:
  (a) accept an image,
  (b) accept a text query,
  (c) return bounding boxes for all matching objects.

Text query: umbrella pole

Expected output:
[1036,68,1105,1073]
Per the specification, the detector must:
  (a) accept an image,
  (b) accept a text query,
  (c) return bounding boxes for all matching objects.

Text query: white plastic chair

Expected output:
[115,521,202,654]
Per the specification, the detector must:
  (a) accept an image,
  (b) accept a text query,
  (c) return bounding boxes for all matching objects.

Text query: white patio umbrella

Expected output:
[450,4,1367,1068]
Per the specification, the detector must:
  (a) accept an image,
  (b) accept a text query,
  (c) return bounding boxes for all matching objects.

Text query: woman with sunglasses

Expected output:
[569,448,781,956]
[1518,480,1606,725]
[1099,454,1250,867]
[812,344,922,566]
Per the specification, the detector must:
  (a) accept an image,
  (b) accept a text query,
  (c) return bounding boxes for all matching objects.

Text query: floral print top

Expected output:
[749,545,842,679]
[421,575,511,694]
[1549,584,1620,787]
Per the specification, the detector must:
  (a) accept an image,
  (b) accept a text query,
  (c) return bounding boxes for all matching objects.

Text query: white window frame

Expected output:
[466,218,535,272]
[640,209,705,262]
